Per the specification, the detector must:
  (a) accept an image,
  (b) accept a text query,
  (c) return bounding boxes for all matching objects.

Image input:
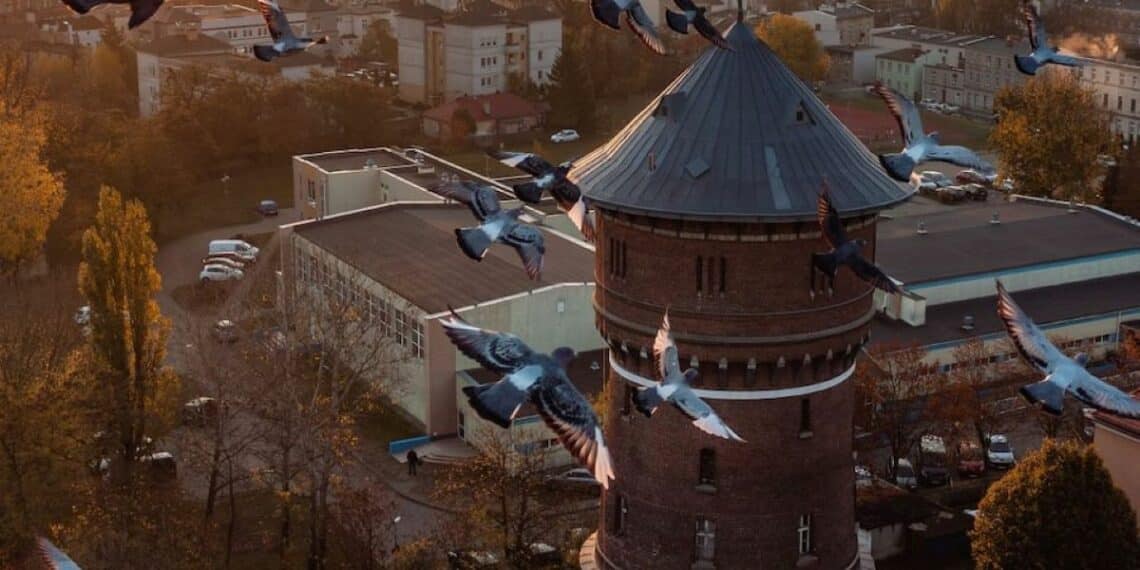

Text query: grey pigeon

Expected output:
[665,0,731,50]
[1015,1,1083,76]
[488,150,596,242]
[634,312,745,442]
[435,180,545,280]
[590,0,668,55]
[996,281,1140,418]
[812,183,901,297]
[441,311,616,487]
[60,0,163,29]
[253,0,328,62]
[873,82,993,182]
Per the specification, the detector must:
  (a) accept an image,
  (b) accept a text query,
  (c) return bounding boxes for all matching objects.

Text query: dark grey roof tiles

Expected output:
[571,22,911,222]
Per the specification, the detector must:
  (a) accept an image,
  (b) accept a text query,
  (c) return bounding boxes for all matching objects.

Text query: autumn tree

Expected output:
[435,429,565,569]
[78,187,177,471]
[544,44,595,130]
[926,337,1014,449]
[990,72,1111,200]
[756,14,830,84]
[0,279,89,563]
[451,107,477,145]
[929,0,1021,37]
[0,103,65,278]
[329,482,397,570]
[855,342,932,478]
[357,19,397,64]
[971,439,1139,569]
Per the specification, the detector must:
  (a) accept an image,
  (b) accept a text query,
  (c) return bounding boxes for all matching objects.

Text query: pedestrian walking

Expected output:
[406,449,419,476]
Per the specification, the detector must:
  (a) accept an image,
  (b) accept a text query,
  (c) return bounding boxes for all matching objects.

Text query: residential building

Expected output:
[793,2,874,48]
[873,196,1140,376]
[396,0,561,105]
[1090,390,1140,529]
[143,4,308,54]
[875,47,928,100]
[858,0,928,27]
[279,200,600,440]
[1060,0,1140,49]
[960,36,1028,118]
[871,26,987,69]
[1074,58,1140,144]
[38,16,104,47]
[421,91,547,140]
[136,31,332,117]
[922,62,965,107]
[334,2,396,58]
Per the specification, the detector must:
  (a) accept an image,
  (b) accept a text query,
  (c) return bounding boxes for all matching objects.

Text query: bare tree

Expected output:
[927,337,1015,449]
[329,481,396,570]
[856,342,933,479]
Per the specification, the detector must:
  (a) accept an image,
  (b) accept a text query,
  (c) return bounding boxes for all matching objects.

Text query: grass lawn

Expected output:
[156,166,294,244]
[358,404,422,449]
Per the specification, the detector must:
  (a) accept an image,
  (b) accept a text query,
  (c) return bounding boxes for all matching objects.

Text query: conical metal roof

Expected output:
[571,22,911,222]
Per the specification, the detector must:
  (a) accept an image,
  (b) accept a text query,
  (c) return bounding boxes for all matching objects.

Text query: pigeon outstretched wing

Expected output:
[873,82,922,147]
[258,0,294,41]
[489,150,554,178]
[535,377,616,486]
[816,184,848,250]
[995,280,1065,374]
[1073,380,1140,418]
[850,256,901,294]
[653,312,683,381]
[441,310,537,374]
[502,223,545,280]
[627,3,668,55]
[926,145,992,171]
[672,387,746,442]
[435,181,501,221]
[1023,1,1045,51]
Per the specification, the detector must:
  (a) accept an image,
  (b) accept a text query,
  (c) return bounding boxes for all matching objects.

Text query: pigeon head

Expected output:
[552,346,576,369]
[556,162,574,175]
[683,368,700,383]
[1074,352,1089,367]
[928,131,941,143]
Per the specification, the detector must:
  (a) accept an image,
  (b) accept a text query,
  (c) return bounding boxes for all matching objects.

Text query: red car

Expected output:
[957,441,985,478]
[955,169,991,185]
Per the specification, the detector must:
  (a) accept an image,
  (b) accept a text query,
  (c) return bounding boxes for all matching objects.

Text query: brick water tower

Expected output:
[571,22,910,570]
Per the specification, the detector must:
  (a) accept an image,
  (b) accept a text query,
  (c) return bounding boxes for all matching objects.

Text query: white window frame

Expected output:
[798,514,812,555]
[695,518,715,561]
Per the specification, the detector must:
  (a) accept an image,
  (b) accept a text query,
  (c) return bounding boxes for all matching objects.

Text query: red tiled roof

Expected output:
[1092,388,1140,438]
[422,92,546,124]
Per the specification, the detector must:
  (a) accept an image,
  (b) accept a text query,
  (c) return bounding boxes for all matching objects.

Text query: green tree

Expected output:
[78,186,176,470]
[0,108,66,277]
[756,14,830,83]
[971,439,1139,569]
[545,45,595,130]
[450,107,477,145]
[357,19,396,63]
[991,72,1111,201]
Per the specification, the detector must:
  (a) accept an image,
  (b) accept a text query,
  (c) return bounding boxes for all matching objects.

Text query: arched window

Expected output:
[698,448,716,487]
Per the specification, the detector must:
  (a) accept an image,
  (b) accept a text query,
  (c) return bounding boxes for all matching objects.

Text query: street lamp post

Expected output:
[391,515,401,555]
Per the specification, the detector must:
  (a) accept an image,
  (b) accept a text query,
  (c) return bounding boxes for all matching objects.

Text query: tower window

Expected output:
[718,358,728,386]
[706,258,715,295]
[695,518,716,561]
[613,495,627,535]
[609,239,627,278]
[798,514,813,555]
[800,398,812,436]
[719,257,726,294]
[696,256,703,293]
[622,384,633,417]
[745,358,757,386]
[698,448,716,487]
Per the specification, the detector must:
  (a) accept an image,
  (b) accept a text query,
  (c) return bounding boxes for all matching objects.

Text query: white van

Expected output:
[208,239,258,262]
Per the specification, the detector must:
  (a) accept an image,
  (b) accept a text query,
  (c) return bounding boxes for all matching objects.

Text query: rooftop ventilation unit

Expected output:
[917,221,928,235]
[685,157,710,179]
[961,315,975,332]
[990,212,1001,225]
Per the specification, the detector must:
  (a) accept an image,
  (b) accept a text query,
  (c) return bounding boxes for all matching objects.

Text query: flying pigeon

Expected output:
[812,183,901,297]
[634,312,745,442]
[441,310,616,487]
[590,0,668,55]
[488,150,596,242]
[60,0,163,29]
[253,0,328,62]
[1015,1,1083,76]
[435,180,546,280]
[996,281,1140,419]
[872,82,993,182]
[665,0,731,50]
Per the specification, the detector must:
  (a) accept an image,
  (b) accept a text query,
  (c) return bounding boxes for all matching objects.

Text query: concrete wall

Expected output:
[793,10,839,46]
[876,55,926,101]
[136,51,161,117]
[1093,423,1140,528]
[292,157,327,220]
[867,523,906,560]
[379,170,442,202]
[397,16,427,102]
[1076,61,1140,142]
[525,18,560,84]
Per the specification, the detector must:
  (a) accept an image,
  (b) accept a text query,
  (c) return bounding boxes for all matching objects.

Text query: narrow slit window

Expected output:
[622,384,633,417]
[698,448,716,486]
[719,257,727,294]
[800,398,811,434]
[696,256,703,293]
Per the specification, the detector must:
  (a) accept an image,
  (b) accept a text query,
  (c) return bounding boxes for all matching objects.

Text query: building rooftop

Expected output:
[423,92,548,123]
[1092,389,1140,438]
[964,36,1031,55]
[878,47,925,62]
[873,272,1140,348]
[872,25,990,47]
[571,22,910,222]
[834,3,874,19]
[299,148,415,172]
[463,349,605,419]
[137,33,233,57]
[293,203,596,313]
[877,199,1140,285]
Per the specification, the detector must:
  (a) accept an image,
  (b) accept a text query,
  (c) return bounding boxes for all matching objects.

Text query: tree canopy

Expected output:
[357,19,397,64]
[990,72,1112,201]
[971,439,1140,570]
[755,14,830,84]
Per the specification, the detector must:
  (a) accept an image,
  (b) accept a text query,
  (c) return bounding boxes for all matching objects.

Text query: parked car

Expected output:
[985,434,1016,469]
[182,397,219,426]
[528,542,560,566]
[1097,154,1117,168]
[142,451,178,482]
[956,440,985,478]
[212,319,238,343]
[546,467,600,487]
[257,199,279,216]
[941,103,960,114]
[917,434,950,487]
[894,458,918,490]
[920,170,952,188]
[74,305,92,326]
[935,185,967,204]
[202,256,245,270]
[447,548,499,569]
[550,129,581,143]
[920,99,940,111]
[955,169,990,185]
[208,239,258,263]
[960,183,989,202]
[200,264,244,284]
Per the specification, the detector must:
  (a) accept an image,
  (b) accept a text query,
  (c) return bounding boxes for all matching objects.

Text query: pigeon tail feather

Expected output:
[127,0,162,29]
[1014,54,1040,76]
[513,182,544,204]
[879,152,916,182]
[1020,378,1065,416]
[593,427,615,488]
[253,44,279,62]
[591,0,622,30]
[812,252,839,279]
[665,10,690,34]
[62,0,100,15]
[461,383,524,429]
[455,227,493,261]
[633,385,664,418]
